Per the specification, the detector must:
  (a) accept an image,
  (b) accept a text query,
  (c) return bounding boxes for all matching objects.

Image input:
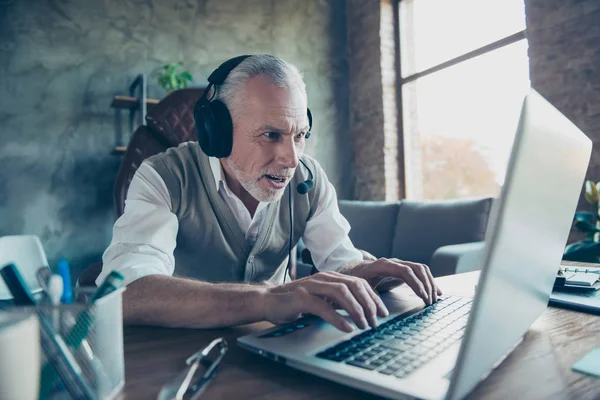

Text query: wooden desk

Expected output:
[119,272,600,400]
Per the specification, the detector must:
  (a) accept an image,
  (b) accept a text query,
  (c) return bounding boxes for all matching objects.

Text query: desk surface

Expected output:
[118,272,600,400]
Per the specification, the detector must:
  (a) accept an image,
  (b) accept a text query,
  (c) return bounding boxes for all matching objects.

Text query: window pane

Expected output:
[400,0,527,76]
[402,39,530,200]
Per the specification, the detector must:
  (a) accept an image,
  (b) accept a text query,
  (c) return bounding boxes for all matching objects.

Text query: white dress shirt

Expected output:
[98,157,363,286]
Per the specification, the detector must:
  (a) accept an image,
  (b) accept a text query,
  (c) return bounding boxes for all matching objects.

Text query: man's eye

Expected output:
[295,132,306,140]
[264,132,279,140]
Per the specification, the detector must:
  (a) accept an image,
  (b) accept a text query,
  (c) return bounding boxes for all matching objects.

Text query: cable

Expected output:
[284,183,293,283]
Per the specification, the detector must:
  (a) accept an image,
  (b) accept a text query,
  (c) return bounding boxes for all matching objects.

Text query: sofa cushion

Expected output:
[339,200,401,258]
[391,197,493,264]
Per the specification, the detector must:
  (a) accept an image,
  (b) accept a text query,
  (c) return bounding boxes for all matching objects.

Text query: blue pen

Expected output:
[57,259,72,304]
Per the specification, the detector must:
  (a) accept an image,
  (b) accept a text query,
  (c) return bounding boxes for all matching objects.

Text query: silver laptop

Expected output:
[238,89,592,400]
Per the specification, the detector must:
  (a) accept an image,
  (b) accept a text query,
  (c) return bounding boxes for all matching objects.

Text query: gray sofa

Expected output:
[299,197,494,278]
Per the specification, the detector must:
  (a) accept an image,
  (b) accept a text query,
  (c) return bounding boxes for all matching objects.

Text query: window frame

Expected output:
[396,0,527,199]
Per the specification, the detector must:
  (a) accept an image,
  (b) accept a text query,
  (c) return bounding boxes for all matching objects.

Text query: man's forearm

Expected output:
[338,249,377,275]
[123,275,268,328]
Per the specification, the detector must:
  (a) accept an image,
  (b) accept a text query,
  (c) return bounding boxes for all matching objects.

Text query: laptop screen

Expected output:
[447,89,592,400]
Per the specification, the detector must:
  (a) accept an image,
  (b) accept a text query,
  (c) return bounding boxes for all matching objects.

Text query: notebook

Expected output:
[550,264,600,313]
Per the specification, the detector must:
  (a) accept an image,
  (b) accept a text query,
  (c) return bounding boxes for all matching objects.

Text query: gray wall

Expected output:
[0,0,351,274]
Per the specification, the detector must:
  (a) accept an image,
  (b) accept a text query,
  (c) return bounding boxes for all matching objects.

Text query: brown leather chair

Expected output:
[78,88,205,287]
[114,88,205,216]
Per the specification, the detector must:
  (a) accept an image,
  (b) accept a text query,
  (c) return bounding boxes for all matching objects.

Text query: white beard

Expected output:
[225,158,288,203]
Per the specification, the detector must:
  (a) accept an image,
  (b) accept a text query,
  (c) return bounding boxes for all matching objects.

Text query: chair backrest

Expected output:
[114,88,205,217]
[0,235,50,300]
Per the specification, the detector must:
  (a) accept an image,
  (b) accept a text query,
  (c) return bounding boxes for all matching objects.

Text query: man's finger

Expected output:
[347,278,380,328]
[402,260,440,303]
[422,263,442,300]
[360,278,389,319]
[375,260,428,302]
[304,280,368,329]
[300,293,354,332]
[407,262,433,305]
[313,272,382,328]
[389,259,436,304]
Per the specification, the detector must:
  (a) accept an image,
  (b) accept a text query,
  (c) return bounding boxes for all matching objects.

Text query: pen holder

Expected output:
[75,286,126,399]
[7,287,125,399]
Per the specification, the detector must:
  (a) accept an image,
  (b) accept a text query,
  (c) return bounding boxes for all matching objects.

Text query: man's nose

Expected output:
[277,137,299,169]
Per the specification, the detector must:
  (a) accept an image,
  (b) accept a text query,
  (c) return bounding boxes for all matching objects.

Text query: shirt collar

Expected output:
[208,157,269,212]
[208,156,223,191]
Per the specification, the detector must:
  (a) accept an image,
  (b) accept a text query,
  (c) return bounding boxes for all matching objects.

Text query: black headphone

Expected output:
[194,55,313,158]
[194,55,315,281]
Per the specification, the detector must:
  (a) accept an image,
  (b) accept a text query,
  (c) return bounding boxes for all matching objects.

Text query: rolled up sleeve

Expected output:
[96,163,178,287]
[302,166,363,272]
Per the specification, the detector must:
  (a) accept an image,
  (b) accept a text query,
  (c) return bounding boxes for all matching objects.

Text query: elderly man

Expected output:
[98,54,441,333]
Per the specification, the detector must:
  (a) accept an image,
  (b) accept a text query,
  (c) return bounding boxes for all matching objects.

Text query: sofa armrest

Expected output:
[429,242,485,277]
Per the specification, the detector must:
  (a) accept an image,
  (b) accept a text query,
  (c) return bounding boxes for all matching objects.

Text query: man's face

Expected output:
[223,75,309,203]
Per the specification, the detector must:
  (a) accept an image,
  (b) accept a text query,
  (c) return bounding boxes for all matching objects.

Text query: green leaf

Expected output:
[157,76,169,90]
[574,212,595,223]
[563,240,600,262]
[180,71,193,82]
[574,220,600,233]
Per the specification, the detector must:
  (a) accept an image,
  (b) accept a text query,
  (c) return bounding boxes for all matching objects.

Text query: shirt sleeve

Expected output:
[301,165,363,272]
[96,163,179,287]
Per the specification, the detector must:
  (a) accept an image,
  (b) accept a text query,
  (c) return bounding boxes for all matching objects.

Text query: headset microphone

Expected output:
[296,159,314,194]
[284,158,314,284]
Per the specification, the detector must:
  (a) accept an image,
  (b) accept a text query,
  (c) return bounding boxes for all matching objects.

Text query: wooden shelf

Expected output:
[110,95,159,110]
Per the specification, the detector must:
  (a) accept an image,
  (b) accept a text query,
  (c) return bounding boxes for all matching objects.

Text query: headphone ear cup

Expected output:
[194,99,233,158]
[194,98,216,156]
[209,100,234,158]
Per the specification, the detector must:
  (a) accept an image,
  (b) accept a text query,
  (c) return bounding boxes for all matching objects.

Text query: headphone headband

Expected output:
[194,55,313,159]
[207,55,251,85]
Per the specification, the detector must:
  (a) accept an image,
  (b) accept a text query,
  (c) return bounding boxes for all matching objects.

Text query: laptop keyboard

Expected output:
[316,296,472,378]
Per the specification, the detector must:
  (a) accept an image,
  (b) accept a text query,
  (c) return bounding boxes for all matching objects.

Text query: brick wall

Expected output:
[347,0,401,201]
[526,0,600,205]
[346,0,600,205]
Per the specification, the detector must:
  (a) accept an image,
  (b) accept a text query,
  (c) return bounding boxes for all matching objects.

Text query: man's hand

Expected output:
[261,272,390,333]
[343,258,443,306]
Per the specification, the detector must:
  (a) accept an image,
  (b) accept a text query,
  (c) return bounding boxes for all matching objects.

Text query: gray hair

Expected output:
[213,54,306,113]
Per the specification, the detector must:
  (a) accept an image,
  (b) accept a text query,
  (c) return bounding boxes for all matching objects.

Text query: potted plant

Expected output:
[563,180,600,262]
[156,62,194,93]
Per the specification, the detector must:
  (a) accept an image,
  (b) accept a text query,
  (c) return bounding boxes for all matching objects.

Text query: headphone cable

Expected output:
[284,183,293,283]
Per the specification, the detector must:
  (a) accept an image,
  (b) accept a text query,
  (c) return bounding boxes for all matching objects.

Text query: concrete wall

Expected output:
[0,0,351,273]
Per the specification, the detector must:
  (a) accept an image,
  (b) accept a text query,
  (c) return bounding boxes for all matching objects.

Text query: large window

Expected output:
[400,0,529,200]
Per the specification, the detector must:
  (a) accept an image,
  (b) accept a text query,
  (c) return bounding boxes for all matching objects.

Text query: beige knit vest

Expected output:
[146,142,324,283]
